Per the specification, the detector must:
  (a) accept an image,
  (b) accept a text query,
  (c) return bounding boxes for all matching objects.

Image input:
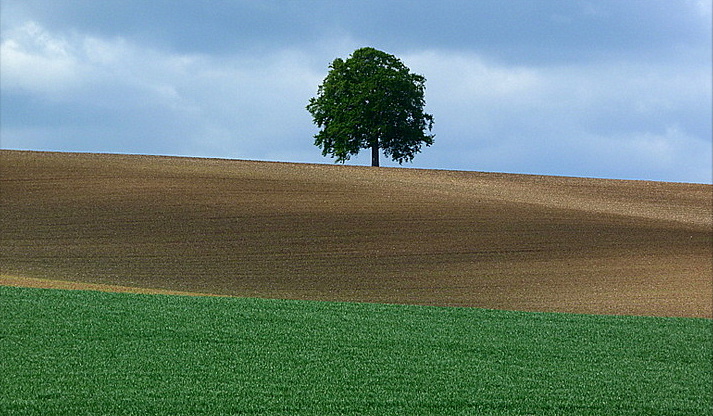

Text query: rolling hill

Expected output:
[1,150,711,317]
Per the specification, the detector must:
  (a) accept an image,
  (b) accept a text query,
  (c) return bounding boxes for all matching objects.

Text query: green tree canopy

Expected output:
[307,47,434,167]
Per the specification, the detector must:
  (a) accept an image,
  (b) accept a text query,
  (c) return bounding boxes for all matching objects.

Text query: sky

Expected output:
[1,0,711,183]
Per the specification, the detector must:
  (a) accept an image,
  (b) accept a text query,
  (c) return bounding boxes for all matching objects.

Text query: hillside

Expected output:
[1,150,711,317]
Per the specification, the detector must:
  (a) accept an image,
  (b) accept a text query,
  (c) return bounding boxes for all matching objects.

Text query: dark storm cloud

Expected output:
[7,0,707,61]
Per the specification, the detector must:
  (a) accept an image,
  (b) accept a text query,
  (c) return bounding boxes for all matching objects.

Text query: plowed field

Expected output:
[1,150,711,317]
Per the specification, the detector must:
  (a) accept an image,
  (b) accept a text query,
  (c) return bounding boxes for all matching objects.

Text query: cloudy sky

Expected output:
[1,0,711,183]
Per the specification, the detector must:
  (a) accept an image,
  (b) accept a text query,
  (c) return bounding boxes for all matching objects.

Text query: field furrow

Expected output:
[1,150,711,317]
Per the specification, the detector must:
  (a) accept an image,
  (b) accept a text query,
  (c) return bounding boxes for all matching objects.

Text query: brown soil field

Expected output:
[1,150,711,317]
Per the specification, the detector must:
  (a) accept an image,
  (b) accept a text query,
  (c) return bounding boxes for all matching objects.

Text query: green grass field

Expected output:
[1,286,711,415]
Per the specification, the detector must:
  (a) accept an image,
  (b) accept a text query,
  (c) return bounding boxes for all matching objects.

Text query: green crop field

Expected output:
[2,286,710,415]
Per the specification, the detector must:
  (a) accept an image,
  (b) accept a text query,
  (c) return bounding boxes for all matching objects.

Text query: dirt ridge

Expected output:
[2,150,711,317]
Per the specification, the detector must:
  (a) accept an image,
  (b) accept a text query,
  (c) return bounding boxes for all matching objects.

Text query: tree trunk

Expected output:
[371,140,380,167]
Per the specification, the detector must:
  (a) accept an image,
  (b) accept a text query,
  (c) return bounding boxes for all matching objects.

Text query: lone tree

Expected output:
[307,47,434,167]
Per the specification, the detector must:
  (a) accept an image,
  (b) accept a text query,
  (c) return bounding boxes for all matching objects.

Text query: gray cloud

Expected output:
[5,0,708,62]
[1,0,710,183]
[402,50,711,181]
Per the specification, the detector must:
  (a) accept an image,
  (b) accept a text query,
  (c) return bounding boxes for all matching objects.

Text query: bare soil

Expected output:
[1,150,711,317]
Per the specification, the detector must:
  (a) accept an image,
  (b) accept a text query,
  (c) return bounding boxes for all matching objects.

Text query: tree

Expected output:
[306,47,434,167]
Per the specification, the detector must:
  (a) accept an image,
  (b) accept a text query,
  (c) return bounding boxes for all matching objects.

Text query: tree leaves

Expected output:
[307,47,434,166]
